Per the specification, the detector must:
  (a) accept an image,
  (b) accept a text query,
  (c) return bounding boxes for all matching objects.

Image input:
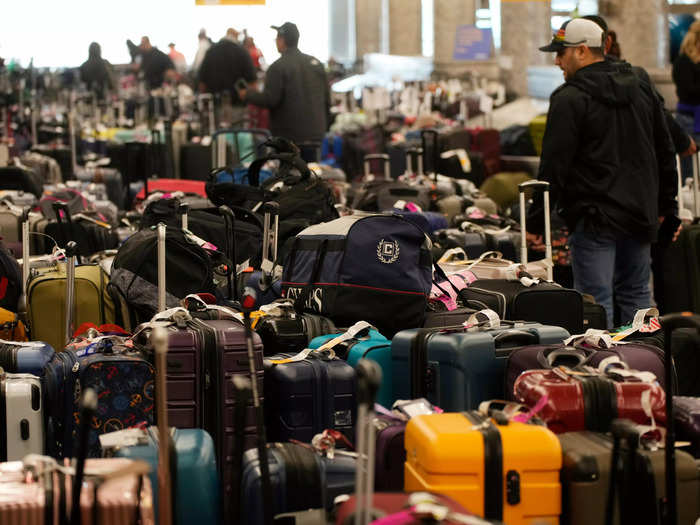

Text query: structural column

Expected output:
[355,0,383,59]
[500,0,552,97]
[433,0,476,68]
[388,0,423,56]
[602,0,669,69]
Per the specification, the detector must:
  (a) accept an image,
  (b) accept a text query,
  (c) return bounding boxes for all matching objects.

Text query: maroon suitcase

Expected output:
[513,366,666,434]
[468,128,501,176]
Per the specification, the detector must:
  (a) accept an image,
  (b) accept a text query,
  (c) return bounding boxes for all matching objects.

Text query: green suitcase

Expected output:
[27,262,116,350]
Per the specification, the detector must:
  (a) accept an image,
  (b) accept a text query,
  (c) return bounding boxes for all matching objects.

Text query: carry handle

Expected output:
[519,180,552,280]
[219,205,238,301]
[538,347,591,369]
[70,388,98,525]
[363,153,391,180]
[493,330,539,348]
[157,223,167,313]
[659,311,700,525]
[421,129,440,182]
[152,326,173,525]
[65,241,78,346]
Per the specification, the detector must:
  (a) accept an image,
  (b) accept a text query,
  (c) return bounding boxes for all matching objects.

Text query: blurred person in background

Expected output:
[79,42,114,100]
[243,35,265,72]
[138,36,175,89]
[192,28,212,79]
[168,43,187,75]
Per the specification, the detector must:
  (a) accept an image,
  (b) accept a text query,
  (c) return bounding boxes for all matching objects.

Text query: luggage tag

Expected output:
[98,428,150,450]
[611,307,660,341]
[564,329,615,349]
[392,398,441,419]
[268,321,373,364]
[596,355,658,384]
[182,229,218,252]
[462,309,500,331]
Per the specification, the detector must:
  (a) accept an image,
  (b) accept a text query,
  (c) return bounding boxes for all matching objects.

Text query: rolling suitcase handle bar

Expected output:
[260,202,280,292]
[421,129,440,182]
[65,241,78,346]
[518,180,552,280]
[21,207,30,309]
[659,313,700,525]
[231,375,251,521]
[692,152,700,220]
[70,388,98,525]
[152,326,173,525]
[354,359,382,525]
[675,156,692,222]
[177,203,189,231]
[405,148,424,177]
[157,223,167,313]
[219,205,238,301]
[241,288,274,525]
[211,128,272,170]
[363,154,391,180]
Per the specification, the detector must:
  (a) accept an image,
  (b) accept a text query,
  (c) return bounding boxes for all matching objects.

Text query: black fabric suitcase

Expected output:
[433,229,489,259]
[0,167,43,198]
[422,307,476,328]
[263,353,356,443]
[558,431,700,525]
[461,279,584,334]
[255,309,337,356]
[180,142,213,180]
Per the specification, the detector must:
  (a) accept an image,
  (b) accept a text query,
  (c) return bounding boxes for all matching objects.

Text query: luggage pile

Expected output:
[0,108,698,525]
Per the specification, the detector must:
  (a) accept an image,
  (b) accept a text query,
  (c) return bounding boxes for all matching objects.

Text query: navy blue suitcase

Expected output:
[0,340,55,376]
[391,322,570,411]
[240,442,356,524]
[264,353,356,443]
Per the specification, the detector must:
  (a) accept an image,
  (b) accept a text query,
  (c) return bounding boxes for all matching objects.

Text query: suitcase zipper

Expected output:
[463,411,504,520]
[466,287,506,319]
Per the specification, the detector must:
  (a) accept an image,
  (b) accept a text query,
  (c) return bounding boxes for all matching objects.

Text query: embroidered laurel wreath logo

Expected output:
[377,239,400,264]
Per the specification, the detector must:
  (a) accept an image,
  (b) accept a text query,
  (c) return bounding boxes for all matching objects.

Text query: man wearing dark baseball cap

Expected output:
[526,18,677,328]
[239,21,329,148]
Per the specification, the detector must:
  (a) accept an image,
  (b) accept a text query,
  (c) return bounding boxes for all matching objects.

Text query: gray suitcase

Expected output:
[558,431,700,525]
[0,370,44,461]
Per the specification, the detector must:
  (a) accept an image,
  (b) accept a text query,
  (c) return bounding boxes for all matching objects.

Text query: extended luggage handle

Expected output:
[211,128,272,170]
[363,154,391,181]
[65,241,78,346]
[675,156,694,222]
[421,129,440,182]
[659,312,700,525]
[518,180,552,280]
[218,205,238,301]
[354,359,382,525]
[692,152,700,220]
[157,223,167,313]
[260,202,280,290]
[151,326,173,525]
[605,418,644,525]
[52,201,77,253]
[71,388,98,525]
[405,147,424,177]
[231,375,251,521]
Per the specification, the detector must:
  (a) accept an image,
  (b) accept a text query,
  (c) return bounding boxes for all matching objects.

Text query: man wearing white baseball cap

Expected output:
[526,18,677,328]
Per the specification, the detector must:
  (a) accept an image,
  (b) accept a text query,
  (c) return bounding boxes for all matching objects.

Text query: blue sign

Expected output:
[453,26,493,61]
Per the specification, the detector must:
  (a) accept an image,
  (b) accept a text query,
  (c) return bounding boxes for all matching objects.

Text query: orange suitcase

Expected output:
[404,411,562,525]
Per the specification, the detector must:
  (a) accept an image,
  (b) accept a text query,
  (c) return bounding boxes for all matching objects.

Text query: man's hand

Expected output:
[237,88,247,101]
[680,136,697,157]
[659,216,683,242]
[526,232,545,252]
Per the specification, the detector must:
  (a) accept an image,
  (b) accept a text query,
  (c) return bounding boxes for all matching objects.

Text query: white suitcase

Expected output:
[1,370,44,461]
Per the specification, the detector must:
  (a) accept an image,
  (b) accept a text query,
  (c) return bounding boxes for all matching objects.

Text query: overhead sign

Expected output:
[195,0,265,5]
[453,26,492,61]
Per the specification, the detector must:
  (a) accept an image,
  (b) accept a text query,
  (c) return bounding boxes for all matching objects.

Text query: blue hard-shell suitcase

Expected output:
[241,442,355,524]
[264,353,356,443]
[0,340,55,376]
[309,328,394,408]
[391,322,570,411]
[109,426,221,525]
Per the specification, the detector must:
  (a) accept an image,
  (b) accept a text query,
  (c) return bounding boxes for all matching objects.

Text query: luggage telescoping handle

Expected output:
[152,326,173,525]
[406,147,424,177]
[157,223,167,313]
[605,418,640,525]
[231,375,251,520]
[363,154,391,180]
[21,207,30,305]
[354,359,382,525]
[71,388,98,525]
[53,201,76,252]
[519,180,553,280]
[261,201,280,267]
[659,313,700,525]
[692,151,700,220]
[219,205,238,301]
[241,288,274,525]
[178,203,189,231]
[210,128,272,170]
[65,241,78,346]
[421,129,440,182]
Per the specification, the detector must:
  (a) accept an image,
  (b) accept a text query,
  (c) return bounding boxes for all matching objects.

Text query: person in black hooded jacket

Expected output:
[79,42,114,100]
[528,18,677,328]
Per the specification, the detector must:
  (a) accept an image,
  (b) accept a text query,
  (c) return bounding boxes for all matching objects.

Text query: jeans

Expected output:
[569,229,652,329]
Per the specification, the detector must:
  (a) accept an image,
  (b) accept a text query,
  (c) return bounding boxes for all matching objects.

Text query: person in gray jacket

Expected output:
[238,22,330,149]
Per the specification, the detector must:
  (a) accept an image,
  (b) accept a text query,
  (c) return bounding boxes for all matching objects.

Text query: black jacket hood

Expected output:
[567,60,639,107]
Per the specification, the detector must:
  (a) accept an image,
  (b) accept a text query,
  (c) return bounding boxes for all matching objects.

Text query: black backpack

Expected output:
[0,242,22,313]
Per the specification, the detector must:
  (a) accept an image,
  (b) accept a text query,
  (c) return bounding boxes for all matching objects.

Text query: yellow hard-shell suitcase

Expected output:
[404,411,562,524]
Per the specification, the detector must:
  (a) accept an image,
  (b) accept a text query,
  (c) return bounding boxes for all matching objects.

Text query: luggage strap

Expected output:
[267,321,373,364]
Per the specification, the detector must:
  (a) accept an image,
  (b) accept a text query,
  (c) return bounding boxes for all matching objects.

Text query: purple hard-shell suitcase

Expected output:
[505,342,670,400]
[674,396,700,458]
[374,415,407,492]
[136,316,264,522]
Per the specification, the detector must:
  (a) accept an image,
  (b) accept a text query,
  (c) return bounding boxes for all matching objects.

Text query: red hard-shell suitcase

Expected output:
[513,366,666,433]
[468,128,501,176]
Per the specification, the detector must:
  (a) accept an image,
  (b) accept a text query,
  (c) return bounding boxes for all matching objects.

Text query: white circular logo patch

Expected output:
[377,239,400,264]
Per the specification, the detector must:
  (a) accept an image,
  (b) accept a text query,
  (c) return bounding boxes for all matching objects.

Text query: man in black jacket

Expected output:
[238,22,329,150]
[79,42,114,101]
[528,18,677,327]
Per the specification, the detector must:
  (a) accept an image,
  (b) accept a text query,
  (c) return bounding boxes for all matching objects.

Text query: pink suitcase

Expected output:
[0,457,154,525]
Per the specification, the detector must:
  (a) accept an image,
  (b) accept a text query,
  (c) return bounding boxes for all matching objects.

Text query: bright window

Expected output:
[0,0,329,68]
[421,0,435,57]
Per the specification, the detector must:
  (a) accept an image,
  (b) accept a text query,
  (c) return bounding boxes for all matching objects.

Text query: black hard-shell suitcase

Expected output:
[264,352,356,443]
[180,142,212,181]
[255,308,337,356]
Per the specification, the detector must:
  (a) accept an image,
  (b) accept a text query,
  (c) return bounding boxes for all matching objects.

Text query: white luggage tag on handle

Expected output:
[268,321,374,364]
[611,307,660,342]
[463,309,500,331]
[564,328,615,349]
[597,355,658,384]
